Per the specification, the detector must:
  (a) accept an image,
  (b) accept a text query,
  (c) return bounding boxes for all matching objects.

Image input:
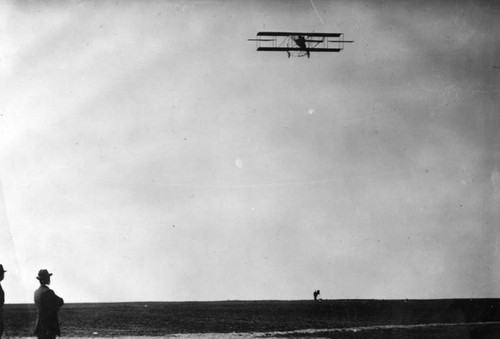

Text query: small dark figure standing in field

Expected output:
[313,290,320,301]
[34,269,64,339]
[0,265,6,339]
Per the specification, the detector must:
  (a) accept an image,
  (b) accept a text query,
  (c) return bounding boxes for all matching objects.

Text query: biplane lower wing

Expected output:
[257,47,342,52]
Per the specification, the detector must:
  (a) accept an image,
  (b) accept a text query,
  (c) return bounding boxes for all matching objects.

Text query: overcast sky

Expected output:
[0,0,499,303]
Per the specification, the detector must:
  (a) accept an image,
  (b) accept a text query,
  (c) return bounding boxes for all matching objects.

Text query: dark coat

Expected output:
[34,285,64,336]
[0,284,4,306]
[0,284,4,338]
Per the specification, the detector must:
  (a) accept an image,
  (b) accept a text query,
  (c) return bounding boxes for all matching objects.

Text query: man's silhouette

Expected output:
[313,290,320,301]
[34,269,64,339]
[0,265,5,339]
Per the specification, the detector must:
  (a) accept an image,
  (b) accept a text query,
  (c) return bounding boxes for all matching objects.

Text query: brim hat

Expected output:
[36,269,53,280]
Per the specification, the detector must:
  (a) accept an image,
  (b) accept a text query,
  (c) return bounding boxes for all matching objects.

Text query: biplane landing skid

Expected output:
[249,31,353,58]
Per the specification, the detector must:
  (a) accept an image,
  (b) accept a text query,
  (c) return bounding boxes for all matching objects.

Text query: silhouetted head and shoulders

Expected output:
[35,269,52,296]
[0,264,5,284]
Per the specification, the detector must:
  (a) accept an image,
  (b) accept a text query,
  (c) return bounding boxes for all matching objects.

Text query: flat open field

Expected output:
[3,299,500,338]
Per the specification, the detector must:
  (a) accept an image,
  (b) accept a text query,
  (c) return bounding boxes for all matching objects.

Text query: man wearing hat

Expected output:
[0,265,5,339]
[34,269,64,339]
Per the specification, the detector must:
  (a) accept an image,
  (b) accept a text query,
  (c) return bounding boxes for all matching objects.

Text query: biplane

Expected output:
[248,32,353,58]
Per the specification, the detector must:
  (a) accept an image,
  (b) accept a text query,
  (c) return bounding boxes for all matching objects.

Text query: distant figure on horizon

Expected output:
[34,269,64,339]
[0,265,6,339]
[313,290,320,301]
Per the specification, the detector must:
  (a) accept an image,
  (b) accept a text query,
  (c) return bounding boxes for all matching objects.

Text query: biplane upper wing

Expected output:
[257,32,342,38]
